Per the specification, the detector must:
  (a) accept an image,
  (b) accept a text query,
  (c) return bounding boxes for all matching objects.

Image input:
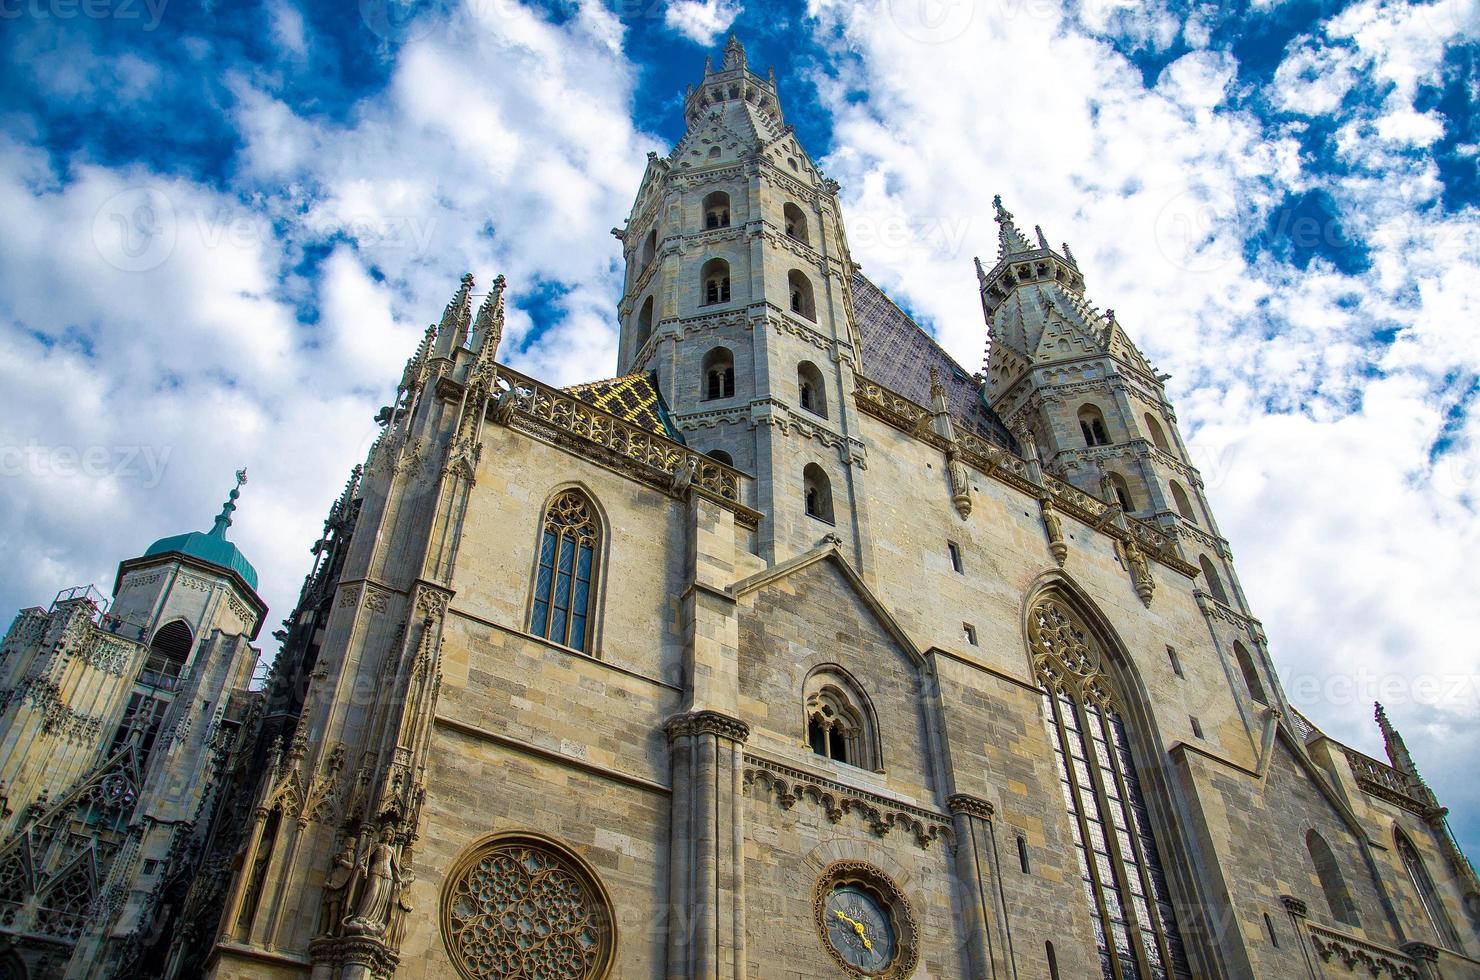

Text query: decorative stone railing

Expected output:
[855,376,1191,575]
[490,365,754,516]
[1344,748,1431,815]
[1306,923,1421,979]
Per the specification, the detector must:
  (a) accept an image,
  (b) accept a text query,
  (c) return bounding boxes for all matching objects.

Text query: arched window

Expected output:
[1199,555,1229,604]
[1079,405,1111,447]
[1396,828,1461,949]
[804,668,879,771]
[1169,481,1196,522]
[707,145,720,159]
[1107,473,1134,513]
[635,295,654,351]
[705,449,734,466]
[787,269,816,321]
[783,202,809,244]
[1307,830,1360,927]
[1030,594,1191,980]
[530,489,600,654]
[701,258,730,306]
[1144,413,1170,451]
[1233,641,1267,704]
[703,191,731,229]
[797,361,827,418]
[803,464,834,524]
[641,228,656,269]
[149,619,193,675]
[702,347,735,401]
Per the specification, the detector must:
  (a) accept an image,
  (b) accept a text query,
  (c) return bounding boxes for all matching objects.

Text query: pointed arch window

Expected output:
[703,347,735,401]
[635,295,654,352]
[1030,595,1191,980]
[1143,414,1170,451]
[1396,828,1461,949]
[703,191,731,229]
[530,489,600,654]
[803,464,834,524]
[797,360,827,418]
[1232,641,1267,705]
[1307,830,1360,927]
[1079,405,1111,447]
[784,202,809,244]
[1198,556,1229,605]
[1169,482,1195,523]
[804,669,880,771]
[701,258,731,305]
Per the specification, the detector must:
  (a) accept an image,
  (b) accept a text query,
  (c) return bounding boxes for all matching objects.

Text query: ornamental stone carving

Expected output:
[441,833,615,980]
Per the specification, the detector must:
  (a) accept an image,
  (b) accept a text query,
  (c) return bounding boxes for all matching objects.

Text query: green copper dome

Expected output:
[144,470,259,592]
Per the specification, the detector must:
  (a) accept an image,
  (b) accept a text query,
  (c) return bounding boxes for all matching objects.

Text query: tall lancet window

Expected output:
[1030,595,1191,980]
[1396,828,1461,949]
[530,489,600,653]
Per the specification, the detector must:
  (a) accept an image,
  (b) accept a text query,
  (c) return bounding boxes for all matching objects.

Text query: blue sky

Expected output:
[2,0,1479,883]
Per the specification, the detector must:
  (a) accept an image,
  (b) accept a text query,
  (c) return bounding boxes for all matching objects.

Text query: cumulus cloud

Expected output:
[664,0,744,46]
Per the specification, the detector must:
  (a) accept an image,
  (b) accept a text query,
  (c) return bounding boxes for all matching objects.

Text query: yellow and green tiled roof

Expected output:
[565,373,680,440]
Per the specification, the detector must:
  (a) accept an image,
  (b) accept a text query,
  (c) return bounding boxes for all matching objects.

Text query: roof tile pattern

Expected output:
[565,373,679,440]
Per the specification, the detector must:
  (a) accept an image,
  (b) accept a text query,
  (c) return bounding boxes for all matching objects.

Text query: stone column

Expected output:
[665,710,750,980]
[947,794,1008,979]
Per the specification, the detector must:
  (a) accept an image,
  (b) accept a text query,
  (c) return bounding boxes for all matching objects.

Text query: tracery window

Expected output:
[804,671,879,771]
[1396,828,1460,949]
[1030,595,1191,980]
[530,490,600,654]
[442,833,615,980]
[703,347,735,401]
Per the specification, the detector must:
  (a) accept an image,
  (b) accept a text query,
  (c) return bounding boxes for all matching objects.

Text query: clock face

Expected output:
[822,884,897,974]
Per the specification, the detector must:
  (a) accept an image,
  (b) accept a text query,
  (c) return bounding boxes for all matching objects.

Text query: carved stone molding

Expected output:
[945,794,994,821]
[414,585,451,620]
[309,934,400,980]
[1401,942,1439,963]
[743,755,950,850]
[1343,748,1431,815]
[1307,924,1420,979]
[664,710,750,743]
[364,585,391,615]
[338,584,363,608]
[1281,894,1308,916]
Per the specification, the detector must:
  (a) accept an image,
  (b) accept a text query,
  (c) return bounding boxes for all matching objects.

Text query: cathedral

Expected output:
[2,35,1479,980]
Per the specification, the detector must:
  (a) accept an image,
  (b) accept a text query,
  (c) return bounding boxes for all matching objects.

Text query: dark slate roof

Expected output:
[851,273,1017,450]
[566,373,681,440]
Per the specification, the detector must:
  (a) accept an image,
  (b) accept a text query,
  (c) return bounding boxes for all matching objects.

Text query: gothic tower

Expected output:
[615,34,872,566]
[0,474,265,978]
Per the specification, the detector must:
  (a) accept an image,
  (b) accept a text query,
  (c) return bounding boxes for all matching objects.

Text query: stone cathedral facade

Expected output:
[2,35,1479,980]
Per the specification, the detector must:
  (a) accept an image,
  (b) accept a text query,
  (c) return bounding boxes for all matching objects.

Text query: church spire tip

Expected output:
[210,468,248,538]
[992,194,1036,261]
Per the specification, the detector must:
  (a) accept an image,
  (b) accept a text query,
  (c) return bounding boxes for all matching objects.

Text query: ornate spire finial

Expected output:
[1035,224,1049,250]
[992,194,1036,260]
[1375,702,1421,779]
[210,469,247,538]
[929,366,945,401]
[471,274,507,356]
[723,33,747,70]
[704,55,713,75]
[435,273,475,354]
[1062,241,1078,267]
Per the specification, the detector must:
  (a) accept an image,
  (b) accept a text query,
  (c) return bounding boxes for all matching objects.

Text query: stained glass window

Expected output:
[530,490,599,654]
[1031,596,1192,980]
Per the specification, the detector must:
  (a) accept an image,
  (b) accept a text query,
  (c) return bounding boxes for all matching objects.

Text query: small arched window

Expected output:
[641,228,656,269]
[1078,405,1111,447]
[803,463,834,524]
[783,202,809,244]
[702,347,735,401]
[1144,413,1170,450]
[707,146,721,159]
[701,258,730,306]
[149,619,193,671]
[635,295,654,351]
[1199,555,1229,604]
[1307,830,1360,927]
[1107,473,1134,513]
[797,361,827,418]
[705,449,734,466]
[804,668,879,771]
[703,191,731,229]
[530,489,600,654]
[1233,641,1267,704]
[1170,481,1196,522]
[787,269,816,321]
[1396,828,1462,949]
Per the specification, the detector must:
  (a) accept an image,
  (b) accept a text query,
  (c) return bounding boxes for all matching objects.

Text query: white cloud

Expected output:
[664,0,744,46]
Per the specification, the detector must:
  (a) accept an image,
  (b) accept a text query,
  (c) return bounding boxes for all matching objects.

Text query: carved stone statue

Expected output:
[319,838,356,936]
[344,825,401,936]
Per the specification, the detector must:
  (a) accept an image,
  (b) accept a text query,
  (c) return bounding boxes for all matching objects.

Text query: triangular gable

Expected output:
[730,540,924,668]
[0,742,145,859]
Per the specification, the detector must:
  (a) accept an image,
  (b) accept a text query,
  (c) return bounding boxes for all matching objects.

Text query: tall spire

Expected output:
[470,275,507,356]
[723,33,747,71]
[993,195,1037,261]
[434,273,475,356]
[1375,702,1422,780]
[210,469,248,539]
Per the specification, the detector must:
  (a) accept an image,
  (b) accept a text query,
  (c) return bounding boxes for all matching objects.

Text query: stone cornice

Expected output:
[743,753,951,849]
[665,709,750,743]
[1306,923,1421,979]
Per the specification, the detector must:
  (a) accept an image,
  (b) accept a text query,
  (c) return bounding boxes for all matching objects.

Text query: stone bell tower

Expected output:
[613,34,875,567]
